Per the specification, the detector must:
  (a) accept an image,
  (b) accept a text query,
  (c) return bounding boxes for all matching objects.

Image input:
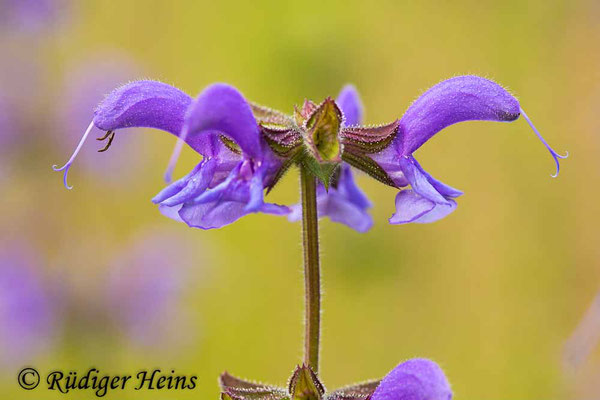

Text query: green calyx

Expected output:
[303,98,343,164]
[218,368,381,400]
[289,365,324,400]
[252,100,399,193]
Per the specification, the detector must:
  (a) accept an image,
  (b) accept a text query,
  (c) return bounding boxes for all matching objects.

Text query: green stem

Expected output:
[300,166,321,373]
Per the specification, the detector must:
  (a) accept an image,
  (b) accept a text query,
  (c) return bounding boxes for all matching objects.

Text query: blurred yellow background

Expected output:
[1,0,599,399]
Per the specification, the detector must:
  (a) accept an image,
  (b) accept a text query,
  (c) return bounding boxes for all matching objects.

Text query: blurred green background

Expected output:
[1,0,599,399]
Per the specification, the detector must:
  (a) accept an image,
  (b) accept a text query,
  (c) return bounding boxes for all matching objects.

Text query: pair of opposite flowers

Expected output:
[54,75,566,232]
[54,75,566,400]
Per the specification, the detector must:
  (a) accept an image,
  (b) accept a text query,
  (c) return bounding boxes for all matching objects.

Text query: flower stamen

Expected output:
[97,130,115,152]
[520,107,569,178]
[52,121,95,189]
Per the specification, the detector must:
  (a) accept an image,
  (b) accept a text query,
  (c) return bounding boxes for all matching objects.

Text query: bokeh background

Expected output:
[1,0,599,399]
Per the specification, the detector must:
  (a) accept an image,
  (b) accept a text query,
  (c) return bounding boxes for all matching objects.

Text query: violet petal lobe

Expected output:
[371,359,452,400]
[93,80,192,135]
[408,157,462,198]
[178,199,289,230]
[337,84,364,127]
[162,83,259,182]
[389,190,457,224]
[152,158,218,207]
[399,75,520,155]
[159,161,289,230]
[398,156,452,204]
[401,156,462,199]
[319,187,373,232]
[180,83,262,159]
[337,164,372,210]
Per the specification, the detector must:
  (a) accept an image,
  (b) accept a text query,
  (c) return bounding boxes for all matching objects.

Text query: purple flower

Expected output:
[0,243,56,364]
[371,359,452,400]
[55,76,565,229]
[105,231,195,348]
[364,76,567,224]
[54,80,290,229]
[289,85,373,232]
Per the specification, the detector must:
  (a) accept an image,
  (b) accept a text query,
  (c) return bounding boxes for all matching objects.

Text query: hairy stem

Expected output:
[300,167,321,373]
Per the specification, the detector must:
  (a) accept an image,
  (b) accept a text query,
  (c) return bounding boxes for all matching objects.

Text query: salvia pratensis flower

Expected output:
[367,76,568,224]
[219,358,452,400]
[54,75,566,229]
[53,81,289,229]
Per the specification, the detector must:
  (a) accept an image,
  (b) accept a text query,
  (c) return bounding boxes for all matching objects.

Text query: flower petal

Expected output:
[389,190,456,224]
[159,160,289,230]
[409,157,462,198]
[398,156,450,204]
[371,359,452,400]
[179,199,288,230]
[400,75,520,155]
[152,158,218,206]
[321,190,373,232]
[245,163,268,212]
[93,80,192,136]
[181,83,262,159]
[337,84,364,126]
[337,165,372,210]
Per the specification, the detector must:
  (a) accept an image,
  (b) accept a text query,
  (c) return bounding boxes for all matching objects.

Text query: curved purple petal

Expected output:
[246,163,268,212]
[371,359,452,400]
[59,54,143,185]
[337,84,364,126]
[320,189,373,232]
[93,80,192,135]
[389,190,457,224]
[411,157,463,197]
[398,156,451,204]
[181,83,262,159]
[400,75,520,155]
[178,200,289,230]
[337,164,372,210]
[152,158,218,206]
[156,159,289,230]
[53,80,192,189]
[386,157,458,224]
[405,156,462,199]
